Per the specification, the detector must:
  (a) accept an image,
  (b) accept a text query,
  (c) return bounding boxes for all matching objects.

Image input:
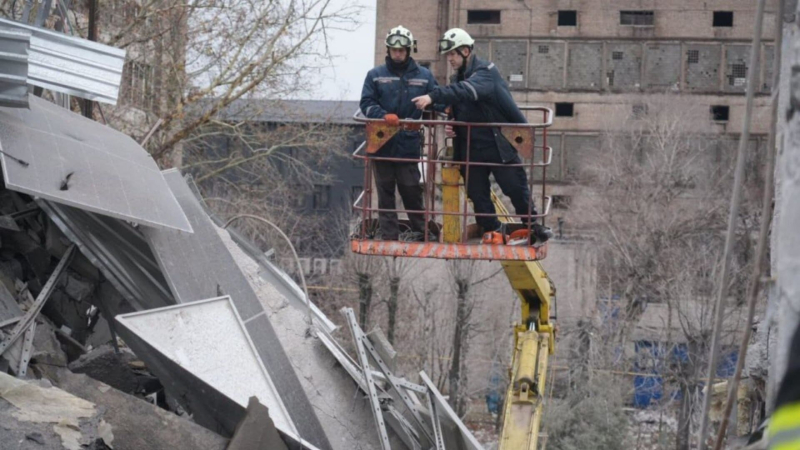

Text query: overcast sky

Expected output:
[300,0,377,101]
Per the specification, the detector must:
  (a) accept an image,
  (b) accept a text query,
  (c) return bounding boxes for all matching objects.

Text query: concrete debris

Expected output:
[227,397,289,450]
[0,371,112,449]
[114,296,298,436]
[144,170,330,449]
[68,345,139,394]
[52,369,228,450]
[222,226,406,450]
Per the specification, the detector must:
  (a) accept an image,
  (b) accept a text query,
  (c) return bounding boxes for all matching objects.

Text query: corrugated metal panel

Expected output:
[0,18,124,104]
[0,95,193,232]
[0,26,30,108]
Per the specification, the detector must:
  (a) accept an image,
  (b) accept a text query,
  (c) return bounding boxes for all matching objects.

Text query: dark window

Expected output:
[291,186,306,208]
[687,49,700,64]
[612,51,624,60]
[552,195,572,209]
[711,105,730,122]
[313,185,331,209]
[632,104,648,118]
[538,45,549,54]
[555,103,574,117]
[467,10,501,24]
[620,11,654,26]
[713,11,734,27]
[558,10,577,26]
[607,70,615,86]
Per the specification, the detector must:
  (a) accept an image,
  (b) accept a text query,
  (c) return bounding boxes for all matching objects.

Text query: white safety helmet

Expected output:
[385,25,417,52]
[438,28,474,54]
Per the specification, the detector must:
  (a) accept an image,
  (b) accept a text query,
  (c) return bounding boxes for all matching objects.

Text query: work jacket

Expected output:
[429,54,527,163]
[359,57,438,159]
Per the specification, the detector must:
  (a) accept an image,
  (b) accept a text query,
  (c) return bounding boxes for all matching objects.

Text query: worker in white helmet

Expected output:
[359,26,439,242]
[412,28,553,245]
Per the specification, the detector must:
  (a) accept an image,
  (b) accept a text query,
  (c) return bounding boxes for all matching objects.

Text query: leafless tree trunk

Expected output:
[357,273,373,330]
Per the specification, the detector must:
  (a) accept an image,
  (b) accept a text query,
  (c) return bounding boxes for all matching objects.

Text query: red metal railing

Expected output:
[351,107,553,246]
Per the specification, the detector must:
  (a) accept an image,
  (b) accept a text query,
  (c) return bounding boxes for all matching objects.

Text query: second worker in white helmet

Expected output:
[412,28,553,244]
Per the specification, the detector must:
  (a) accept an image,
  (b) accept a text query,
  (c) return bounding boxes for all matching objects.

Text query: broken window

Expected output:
[607,71,615,87]
[121,60,156,111]
[558,10,577,26]
[711,105,730,122]
[467,10,501,24]
[687,49,700,64]
[313,185,331,210]
[713,11,734,27]
[612,51,624,60]
[538,45,550,54]
[555,103,574,117]
[620,11,654,26]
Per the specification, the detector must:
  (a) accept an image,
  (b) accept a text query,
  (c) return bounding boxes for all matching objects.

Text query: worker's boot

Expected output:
[531,223,554,244]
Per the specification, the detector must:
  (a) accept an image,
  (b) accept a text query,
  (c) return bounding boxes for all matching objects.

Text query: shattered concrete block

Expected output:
[0,371,112,450]
[52,369,229,450]
[32,319,69,368]
[0,278,22,322]
[63,275,94,302]
[227,397,288,450]
[68,345,139,394]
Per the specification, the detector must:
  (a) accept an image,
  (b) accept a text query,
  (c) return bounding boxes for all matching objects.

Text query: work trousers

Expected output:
[372,160,426,240]
[460,150,534,232]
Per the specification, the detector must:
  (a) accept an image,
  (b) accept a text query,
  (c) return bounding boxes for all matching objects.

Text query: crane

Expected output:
[351,110,556,449]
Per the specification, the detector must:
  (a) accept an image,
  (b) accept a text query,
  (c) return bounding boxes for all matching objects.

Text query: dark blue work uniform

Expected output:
[359,57,438,239]
[428,54,534,233]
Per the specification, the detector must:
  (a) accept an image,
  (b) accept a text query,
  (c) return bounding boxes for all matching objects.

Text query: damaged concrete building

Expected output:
[0,14,486,450]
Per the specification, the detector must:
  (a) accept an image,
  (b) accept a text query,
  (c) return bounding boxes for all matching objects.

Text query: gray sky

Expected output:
[304,0,376,101]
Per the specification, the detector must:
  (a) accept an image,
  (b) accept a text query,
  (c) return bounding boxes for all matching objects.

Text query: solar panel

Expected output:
[0,95,192,232]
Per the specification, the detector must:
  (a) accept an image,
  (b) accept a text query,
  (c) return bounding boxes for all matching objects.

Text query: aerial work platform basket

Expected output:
[350,107,554,261]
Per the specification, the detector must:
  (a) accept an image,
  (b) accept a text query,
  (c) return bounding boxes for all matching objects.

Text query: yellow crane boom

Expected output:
[493,193,556,450]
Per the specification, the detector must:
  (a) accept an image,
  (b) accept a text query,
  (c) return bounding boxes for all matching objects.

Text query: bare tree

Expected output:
[581,96,757,450]
[1,0,361,165]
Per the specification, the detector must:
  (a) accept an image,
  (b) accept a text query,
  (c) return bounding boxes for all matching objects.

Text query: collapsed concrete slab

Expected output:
[114,296,297,436]
[51,369,229,450]
[142,169,330,450]
[220,225,409,449]
[0,371,113,449]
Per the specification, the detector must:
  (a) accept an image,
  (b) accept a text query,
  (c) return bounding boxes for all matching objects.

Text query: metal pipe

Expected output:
[222,214,312,325]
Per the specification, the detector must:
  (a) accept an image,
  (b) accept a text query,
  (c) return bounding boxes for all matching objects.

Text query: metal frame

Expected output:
[350,108,554,259]
[343,308,392,449]
[426,389,446,450]
[0,244,75,356]
[16,320,35,377]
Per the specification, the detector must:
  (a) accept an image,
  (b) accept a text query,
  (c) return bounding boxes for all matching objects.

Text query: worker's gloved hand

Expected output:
[384,114,400,126]
[445,124,456,137]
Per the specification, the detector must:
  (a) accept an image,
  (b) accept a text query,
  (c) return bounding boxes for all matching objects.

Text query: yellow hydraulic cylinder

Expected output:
[441,144,462,244]
[515,336,540,390]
